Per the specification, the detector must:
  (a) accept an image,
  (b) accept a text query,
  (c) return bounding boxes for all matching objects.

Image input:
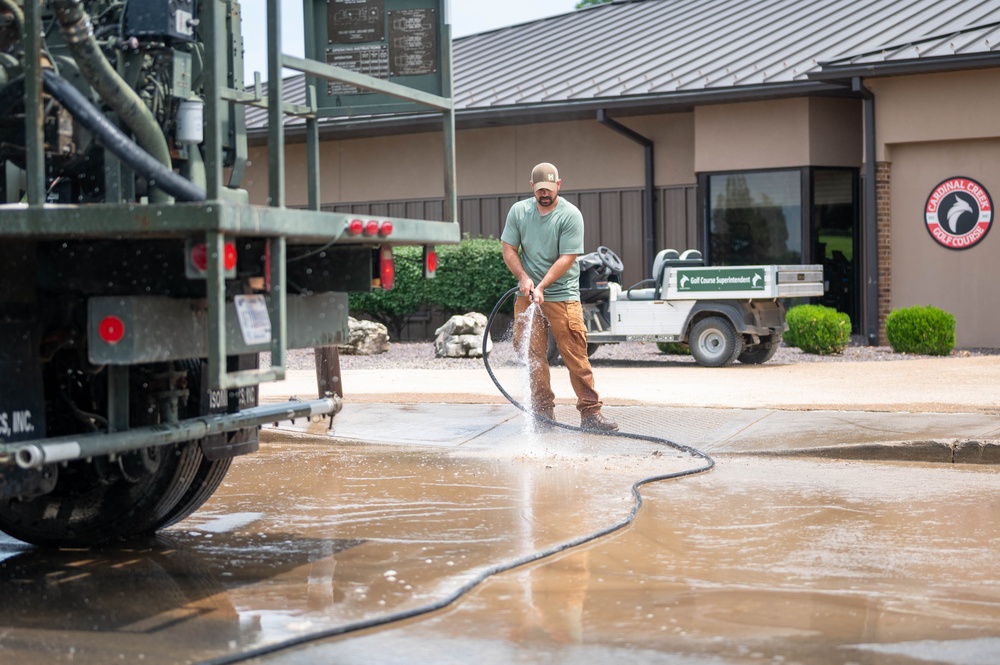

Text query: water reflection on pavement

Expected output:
[1,438,999,665]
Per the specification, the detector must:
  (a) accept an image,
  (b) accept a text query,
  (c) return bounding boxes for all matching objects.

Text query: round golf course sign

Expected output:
[924,176,993,250]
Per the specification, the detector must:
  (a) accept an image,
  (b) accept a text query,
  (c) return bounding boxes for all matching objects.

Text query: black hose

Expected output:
[50,0,174,190]
[481,287,714,464]
[40,70,206,202]
[195,287,714,665]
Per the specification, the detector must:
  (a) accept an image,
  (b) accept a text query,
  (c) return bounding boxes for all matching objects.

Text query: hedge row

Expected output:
[349,237,514,337]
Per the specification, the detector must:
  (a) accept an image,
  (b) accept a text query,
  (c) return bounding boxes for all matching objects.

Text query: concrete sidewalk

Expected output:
[259,356,1000,462]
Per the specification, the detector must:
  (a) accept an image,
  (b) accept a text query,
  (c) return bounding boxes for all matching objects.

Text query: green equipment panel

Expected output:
[305,0,448,117]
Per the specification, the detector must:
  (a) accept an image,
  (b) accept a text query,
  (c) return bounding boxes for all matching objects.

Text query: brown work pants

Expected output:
[513,297,603,417]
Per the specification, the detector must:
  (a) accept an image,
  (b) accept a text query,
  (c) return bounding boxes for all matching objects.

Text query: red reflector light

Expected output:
[349,219,364,234]
[223,242,238,271]
[424,246,437,278]
[191,241,236,272]
[380,246,395,290]
[99,316,125,344]
[191,243,208,271]
[379,221,393,237]
[364,220,380,236]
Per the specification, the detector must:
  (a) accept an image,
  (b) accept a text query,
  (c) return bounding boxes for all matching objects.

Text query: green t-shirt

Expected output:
[501,196,584,302]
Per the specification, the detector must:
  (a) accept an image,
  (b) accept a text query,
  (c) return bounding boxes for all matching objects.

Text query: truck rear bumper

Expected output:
[2,396,340,470]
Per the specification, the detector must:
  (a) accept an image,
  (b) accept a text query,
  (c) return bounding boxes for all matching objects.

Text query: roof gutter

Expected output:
[811,53,1000,81]
[597,109,656,274]
[853,76,879,347]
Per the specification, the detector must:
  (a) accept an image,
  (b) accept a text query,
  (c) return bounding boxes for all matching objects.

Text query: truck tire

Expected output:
[0,442,203,547]
[0,360,225,547]
[134,358,237,534]
[138,455,232,533]
[689,316,744,367]
[738,340,779,365]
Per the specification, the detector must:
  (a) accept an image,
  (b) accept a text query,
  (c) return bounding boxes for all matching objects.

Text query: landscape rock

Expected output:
[434,312,492,358]
[339,317,390,355]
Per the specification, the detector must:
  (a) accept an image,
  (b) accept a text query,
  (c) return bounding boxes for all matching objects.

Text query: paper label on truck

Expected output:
[675,268,766,292]
[234,295,272,346]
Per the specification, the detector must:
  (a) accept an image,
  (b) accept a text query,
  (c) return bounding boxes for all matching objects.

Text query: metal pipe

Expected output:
[8,397,341,470]
[853,77,879,346]
[23,0,43,205]
[597,110,656,275]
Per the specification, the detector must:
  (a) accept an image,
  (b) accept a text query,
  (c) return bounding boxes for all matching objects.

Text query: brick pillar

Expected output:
[875,162,892,345]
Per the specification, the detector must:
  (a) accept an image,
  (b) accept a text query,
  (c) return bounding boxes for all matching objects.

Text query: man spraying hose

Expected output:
[501,163,619,432]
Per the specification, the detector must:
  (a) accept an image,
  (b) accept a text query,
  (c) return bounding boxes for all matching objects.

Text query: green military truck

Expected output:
[0,0,458,546]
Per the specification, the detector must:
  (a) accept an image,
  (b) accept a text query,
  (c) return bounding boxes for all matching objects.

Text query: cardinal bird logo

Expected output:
[946,198,973,234]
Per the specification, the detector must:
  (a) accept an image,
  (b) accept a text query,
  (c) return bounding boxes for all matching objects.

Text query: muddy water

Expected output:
[272,456,1000,665]
[1,443,998,665]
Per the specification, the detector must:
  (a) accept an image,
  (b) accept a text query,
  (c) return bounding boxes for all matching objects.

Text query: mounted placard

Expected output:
[304,0,449,117]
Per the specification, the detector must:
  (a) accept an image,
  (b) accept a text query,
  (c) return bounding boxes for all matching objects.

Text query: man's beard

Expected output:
[536,193,554,206]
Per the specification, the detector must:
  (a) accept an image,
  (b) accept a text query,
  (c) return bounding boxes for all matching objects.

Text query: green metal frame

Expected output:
[3,0,459,395]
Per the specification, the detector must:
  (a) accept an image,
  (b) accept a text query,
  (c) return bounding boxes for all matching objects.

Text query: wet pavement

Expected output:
[1,357,999,664]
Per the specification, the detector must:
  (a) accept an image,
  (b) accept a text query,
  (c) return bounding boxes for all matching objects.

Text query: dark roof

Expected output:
[246,0,1000,137]
[814,21,1000,78]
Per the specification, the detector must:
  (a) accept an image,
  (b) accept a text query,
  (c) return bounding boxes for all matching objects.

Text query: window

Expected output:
[705,170,802,265]
[813,168,858,323]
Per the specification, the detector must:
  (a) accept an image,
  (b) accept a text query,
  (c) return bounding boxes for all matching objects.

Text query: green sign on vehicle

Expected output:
[676,268,766,292]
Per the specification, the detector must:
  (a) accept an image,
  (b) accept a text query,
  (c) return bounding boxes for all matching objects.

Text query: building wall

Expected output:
[694,97,861,172]
[869,68,1000,348]
[244,113,699,292]
[884,139,1000,348]
[868,69,1000,162]
[246,113,697,207]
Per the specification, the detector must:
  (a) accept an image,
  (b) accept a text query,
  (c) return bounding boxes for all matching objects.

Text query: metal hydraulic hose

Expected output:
[195,287,715,665]
[0,0,24,40]
[51,0,173,202]
[41,70,207,202]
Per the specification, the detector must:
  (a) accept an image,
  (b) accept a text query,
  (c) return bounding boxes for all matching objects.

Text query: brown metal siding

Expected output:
[335,185,697,339]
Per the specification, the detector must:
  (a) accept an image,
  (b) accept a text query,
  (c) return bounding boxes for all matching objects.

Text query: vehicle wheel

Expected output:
[0,360,218,548]
[138,359,235,533]
[689,316,743,367]
[0,442,203,548]
[738,340,779,365]
[142,456,232,532]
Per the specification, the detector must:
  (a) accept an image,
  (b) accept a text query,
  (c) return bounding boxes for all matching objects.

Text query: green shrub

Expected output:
[656,341,691,355]
[429,237,513,315]
[348,245,428,338]
[349,237,513,338]
[784,304,851,355]
[885,305,955,356]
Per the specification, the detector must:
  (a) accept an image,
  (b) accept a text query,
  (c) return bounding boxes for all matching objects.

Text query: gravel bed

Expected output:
[269,340,999,372]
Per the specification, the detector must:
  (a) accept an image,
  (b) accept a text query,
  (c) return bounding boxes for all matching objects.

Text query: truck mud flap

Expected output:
[0,321,46,444]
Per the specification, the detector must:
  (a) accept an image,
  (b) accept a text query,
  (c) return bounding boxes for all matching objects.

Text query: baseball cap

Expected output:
[531,163,559,192]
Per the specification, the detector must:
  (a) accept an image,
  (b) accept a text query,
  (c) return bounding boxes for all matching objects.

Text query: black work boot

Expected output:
[581,412,618,432]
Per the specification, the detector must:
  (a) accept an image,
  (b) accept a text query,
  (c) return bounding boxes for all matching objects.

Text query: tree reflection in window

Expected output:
[708,171,801,266]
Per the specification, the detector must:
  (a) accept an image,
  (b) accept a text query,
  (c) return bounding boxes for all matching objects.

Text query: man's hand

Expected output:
[519,275,535,298]
[531,287,545,304]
